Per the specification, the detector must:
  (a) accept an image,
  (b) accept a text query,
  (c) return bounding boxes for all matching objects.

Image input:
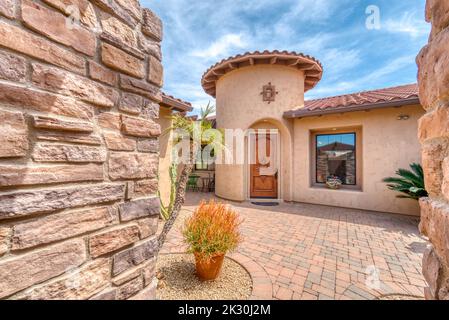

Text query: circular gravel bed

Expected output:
[156,253,253,300]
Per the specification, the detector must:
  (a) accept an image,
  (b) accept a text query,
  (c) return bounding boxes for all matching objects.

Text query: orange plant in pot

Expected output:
[182,200,242,281]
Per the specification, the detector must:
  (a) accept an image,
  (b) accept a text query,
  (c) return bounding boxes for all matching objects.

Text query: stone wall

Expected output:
[417,0,449,300]
[0,0,163,300]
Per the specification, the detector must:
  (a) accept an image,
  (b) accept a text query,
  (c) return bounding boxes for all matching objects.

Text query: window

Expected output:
[316,133,356,185]
[195,145,216,171]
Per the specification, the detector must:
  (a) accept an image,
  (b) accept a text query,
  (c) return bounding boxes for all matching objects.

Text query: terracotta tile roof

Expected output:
[202,50,323,97]
[284,84,420,119]
[160,92,193,112]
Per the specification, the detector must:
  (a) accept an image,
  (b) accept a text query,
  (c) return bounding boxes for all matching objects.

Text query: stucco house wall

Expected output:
[293,104,424,216]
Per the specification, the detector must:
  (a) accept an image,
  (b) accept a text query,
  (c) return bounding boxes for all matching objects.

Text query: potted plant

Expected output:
[326,175,343,189]
[182,200,242,281]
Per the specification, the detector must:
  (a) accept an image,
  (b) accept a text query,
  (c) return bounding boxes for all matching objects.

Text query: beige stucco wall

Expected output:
[293,104,425,216]
[215,65,304,201]
[158,107,174,206]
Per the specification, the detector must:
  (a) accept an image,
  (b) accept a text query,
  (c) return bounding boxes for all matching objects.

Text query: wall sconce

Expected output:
[397,114,410,121]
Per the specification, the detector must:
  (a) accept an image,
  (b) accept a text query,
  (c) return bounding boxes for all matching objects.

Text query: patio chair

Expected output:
[187,175,200,192]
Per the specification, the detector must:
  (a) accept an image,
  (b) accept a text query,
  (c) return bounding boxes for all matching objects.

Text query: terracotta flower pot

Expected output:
[194,253,225,281]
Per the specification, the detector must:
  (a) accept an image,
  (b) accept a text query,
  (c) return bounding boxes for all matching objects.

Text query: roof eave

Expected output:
[160,95,193,112]
[283,97,421,119]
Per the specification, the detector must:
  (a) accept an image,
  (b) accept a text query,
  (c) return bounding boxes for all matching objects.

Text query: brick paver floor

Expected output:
[160,193,428,300]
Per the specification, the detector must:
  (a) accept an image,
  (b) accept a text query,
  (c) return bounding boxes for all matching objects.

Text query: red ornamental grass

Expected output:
[182,200,243,261]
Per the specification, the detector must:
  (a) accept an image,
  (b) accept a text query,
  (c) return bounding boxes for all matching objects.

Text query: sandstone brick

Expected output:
[32,63,119,108]
[0,110,28,158]
[129,279,156,300]
[89,225,140,258]
[148,55,163,87]
[90,288,117,300]
[0,184,124,220]
[0,239,86,298]
[33,116,93,133]
[116,276,143,300]
[422,139,449,197]
[426,0,449,39]
[142,100,160,120]
[121,115,161,138]
[120,74,162,102]
[142,258,156,286]
[21,0,96,56]
[0,227,9,257]
[419,104,449,143]
[99,11,138,49]
[423,246,443,297]
[0,163,103,187]
[109,152,158,180]
[142,8,162,41]
[0,51,27,82]
[99,112,122,131]
[118,198,160,222]
[0,82,94,121]
[33,143,106,163]
[439,279,449,300]
[89,61,118,86]
[104,132,136,151]
[134,179,158,197]
[36,131,102,146]
[115,0,142,22]
[136,217,158,239]
[18,258,110,300]
[12,207,114,250]
[112,267,141,286]
[100,31,145,60]
[0,20,85,74]
[119,92,143,114]
[0,0,16,19]
[112,238,157,275]
[41,0,99,30]
[101,43,144,78]
[138,33,162,61]
[91,0,139,27]
[137,139,159,153]
[442,157,449,201]
[417,27,449,109]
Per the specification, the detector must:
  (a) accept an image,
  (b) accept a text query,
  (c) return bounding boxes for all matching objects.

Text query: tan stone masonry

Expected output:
[0,0,163,300]
[418,0,449,300]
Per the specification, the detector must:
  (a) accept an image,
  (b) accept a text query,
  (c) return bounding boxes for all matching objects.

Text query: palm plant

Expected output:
[156,103,223,251]
[383,163,428,200]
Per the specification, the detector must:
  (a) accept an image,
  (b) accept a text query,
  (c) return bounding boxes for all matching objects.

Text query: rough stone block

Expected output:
[98,112,122,131]
[142,8,162,41]
[21,0,96,56]
[134,179,159,197]
[32,63,119,108]
[41,0,99,30]
[0,227,9,257]
[32,143,106,163]
[129,279,156,300]
[419,104,449,143]
[138,33,162,61]
[118,198,160,222]
[421,139,449,197]
[0,163,103,187]
[0,110,28,158]
[423,246,443,298]
[89,61,118,86]
[90,288,117,300]
[0,0,16,19]
[108,152,158,180]
[136,217,158,239]
[119,74,162,102]
[116,276,143,300]
[36,131,102,146]
[426,0,449,40]
[0,51,27,82]
[121,115,161,138]
[104,132,136,151]
[89,225,140,258]
[0,184,124,220]
[0,239,86,298]
[101,43,144,78]
[112,238,157,276]
[137,139,159,153]
[119,92,143,115]
[32,116,93,133]
[0,20,85,74]
[99,11,138,49]
[12,207,114,250]
[91,0,139,28]
[148,55,163,87]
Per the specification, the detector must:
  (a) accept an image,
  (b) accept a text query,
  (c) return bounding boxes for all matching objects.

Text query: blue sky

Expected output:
[143,0,429,115]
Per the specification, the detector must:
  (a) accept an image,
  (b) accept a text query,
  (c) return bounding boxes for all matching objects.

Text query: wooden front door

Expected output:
[250,133,278,199]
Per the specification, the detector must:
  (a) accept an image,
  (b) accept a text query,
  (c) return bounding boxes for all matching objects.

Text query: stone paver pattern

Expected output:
[160,193,428,300]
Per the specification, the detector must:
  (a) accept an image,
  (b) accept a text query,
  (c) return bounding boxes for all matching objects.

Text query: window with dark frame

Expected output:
[316,133,356,186]
[195,145,216,171]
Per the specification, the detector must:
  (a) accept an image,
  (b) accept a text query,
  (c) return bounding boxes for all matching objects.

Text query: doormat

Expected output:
[251,202,279,207]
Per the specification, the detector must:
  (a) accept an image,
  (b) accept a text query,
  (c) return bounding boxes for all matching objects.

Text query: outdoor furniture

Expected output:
[187,175,200,192]
[200,176,214,192]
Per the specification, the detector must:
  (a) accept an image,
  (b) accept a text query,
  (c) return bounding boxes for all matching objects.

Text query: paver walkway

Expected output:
[160,193,428,300]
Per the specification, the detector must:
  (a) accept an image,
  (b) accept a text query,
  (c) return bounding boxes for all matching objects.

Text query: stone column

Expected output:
[417,0,449,300]
[0,0,163,300]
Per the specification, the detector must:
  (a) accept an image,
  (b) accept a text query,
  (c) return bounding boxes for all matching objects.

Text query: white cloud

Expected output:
[384,11,430,38]
[191,33,248,59]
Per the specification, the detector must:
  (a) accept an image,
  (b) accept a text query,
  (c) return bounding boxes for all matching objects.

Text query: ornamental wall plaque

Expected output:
[260,82,279,104]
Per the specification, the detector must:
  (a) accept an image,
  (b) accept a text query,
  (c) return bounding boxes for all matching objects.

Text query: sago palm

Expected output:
[156,103,224,251]
[383,163,428,200]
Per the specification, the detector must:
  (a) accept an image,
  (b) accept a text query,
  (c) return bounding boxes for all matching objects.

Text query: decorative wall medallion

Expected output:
[260,82,279,104]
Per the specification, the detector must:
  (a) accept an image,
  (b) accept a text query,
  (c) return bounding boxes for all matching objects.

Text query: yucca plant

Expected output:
[383,163,428,200]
